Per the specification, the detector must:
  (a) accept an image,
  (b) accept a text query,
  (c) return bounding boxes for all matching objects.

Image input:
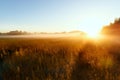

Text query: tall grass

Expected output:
[0,37,120,80]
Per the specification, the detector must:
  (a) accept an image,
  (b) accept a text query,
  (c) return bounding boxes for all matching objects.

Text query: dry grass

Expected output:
[0,37,120,80]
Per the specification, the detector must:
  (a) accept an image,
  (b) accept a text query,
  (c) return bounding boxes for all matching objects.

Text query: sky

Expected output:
[0,0,120,33]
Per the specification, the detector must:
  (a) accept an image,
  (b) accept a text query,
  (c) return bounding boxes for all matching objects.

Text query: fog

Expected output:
[0,33,83,38]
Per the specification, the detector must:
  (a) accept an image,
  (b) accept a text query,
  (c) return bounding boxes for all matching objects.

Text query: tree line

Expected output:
[101,18,120,35]
[0,30,30,35]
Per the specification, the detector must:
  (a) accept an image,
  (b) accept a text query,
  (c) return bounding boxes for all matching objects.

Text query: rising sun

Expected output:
[86,30,99,38]
[81,26,102,39]
[79,18,104,38]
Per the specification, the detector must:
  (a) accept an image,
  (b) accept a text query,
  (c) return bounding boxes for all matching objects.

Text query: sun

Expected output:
[79,17,104,38]
[79,26,102,38]
[86,31,99,38]
[80,26,103,39]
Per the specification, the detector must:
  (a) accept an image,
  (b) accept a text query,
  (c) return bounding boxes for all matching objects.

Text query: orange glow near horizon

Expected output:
[85,28,101,38]
[78,17,107,38]
[86,32,101,39]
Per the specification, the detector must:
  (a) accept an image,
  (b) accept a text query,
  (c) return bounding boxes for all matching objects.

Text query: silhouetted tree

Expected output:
[114,18,120,24]
[6,30,29,35]
[101,18,120,35]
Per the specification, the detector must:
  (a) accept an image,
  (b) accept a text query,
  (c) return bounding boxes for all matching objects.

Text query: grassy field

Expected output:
[0,36,120,80]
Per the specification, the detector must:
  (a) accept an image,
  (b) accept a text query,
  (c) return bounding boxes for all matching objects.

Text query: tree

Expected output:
[101,18,120,35]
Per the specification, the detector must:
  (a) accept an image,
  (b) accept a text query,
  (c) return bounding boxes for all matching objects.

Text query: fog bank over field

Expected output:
[0,33,84,38]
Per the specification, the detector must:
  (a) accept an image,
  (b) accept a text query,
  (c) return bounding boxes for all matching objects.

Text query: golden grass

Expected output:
[0,37,120,80]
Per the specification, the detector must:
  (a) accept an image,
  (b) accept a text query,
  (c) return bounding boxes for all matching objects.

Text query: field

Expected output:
[0,36,120,80]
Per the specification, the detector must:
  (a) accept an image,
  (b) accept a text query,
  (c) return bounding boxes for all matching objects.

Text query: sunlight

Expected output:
[79,17,105,39]
[86,30,100,38]
[81,25,102,39]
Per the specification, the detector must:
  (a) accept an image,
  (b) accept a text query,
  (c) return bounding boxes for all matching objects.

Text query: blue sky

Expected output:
[0,0,120,32]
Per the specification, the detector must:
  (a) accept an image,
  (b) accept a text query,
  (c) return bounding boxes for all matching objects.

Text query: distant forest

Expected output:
[0,30,30,35]
[0,30,85,35]
[101,18,120,35]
